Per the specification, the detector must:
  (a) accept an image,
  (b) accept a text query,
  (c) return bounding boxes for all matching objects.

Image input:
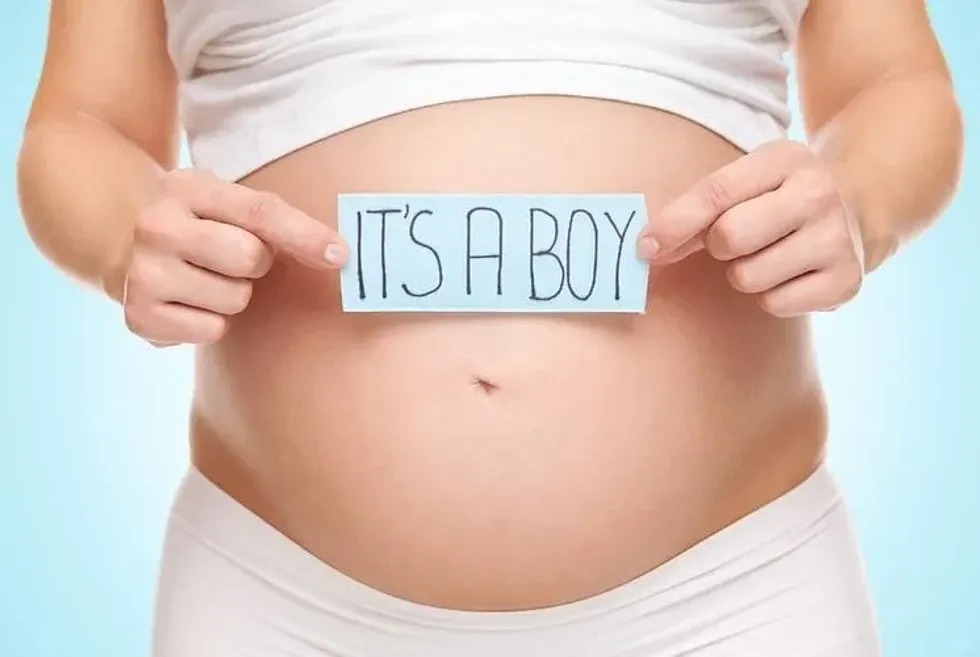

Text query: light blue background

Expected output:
[0,3,976,655]
[337,194,649,312]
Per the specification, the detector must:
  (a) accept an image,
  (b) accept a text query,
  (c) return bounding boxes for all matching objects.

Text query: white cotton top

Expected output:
[163,0,810,182]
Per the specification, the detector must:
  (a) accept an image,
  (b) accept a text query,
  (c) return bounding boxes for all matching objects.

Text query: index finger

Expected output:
[642,140,802,255]
[167,169,347,269]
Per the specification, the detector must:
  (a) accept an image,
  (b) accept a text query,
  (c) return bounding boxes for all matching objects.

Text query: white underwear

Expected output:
[152,463,881,656]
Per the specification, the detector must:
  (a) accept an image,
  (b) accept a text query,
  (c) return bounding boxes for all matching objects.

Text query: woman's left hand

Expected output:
[638,139,866,318]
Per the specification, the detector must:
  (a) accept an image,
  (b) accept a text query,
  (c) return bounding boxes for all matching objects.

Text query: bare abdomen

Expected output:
[190,96,827,611]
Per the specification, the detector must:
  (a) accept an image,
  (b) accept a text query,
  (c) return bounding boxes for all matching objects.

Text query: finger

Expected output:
[757,266,862,318]
[166,169,347,269]
[135,199,275,279]
[641,140,808,256]
[706,162,846,263]
[127,253,253,316]
[726,220,838,294]
[703,189,805,262]
[179,219,274,279]
[124,301,228,345]
[643,234,705,266]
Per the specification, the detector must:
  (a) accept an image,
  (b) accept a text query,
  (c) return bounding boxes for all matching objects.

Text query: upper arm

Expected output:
[26,0,180,167]
[795,0,951,135]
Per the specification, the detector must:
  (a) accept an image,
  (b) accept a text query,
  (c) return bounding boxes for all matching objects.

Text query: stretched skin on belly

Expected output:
[191,95,827,610]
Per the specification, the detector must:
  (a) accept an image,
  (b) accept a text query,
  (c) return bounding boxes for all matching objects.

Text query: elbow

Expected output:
[946,92,966,198]
[15,125,57,263]
[14,122,77,275]
[14,119,110,289]
[897,71,966,226]
[931,81,966,222]
[14,114,169,300]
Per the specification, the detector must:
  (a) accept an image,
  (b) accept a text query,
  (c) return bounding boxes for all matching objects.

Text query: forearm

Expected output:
[810,72,964,272]
[17,113,172,302]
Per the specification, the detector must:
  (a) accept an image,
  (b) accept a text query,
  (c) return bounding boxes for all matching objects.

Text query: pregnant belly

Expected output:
[191,96,828,611]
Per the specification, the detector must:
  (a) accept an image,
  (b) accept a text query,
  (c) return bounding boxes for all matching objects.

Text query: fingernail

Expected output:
[324,243,345,266]
[638,237,660,259]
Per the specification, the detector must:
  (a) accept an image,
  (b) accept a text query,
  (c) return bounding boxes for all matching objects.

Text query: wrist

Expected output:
[99,240,135,304]
[846,188,899,274]
[859,221,900,274]
[821,149,898,274]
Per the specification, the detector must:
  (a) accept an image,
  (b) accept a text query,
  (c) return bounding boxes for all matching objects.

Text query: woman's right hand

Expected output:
[122,168,348,347]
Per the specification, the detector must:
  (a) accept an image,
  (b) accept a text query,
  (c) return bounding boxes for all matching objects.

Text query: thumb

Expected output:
[641,234,706,266]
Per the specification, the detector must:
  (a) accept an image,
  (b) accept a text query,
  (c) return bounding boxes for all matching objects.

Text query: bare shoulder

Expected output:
[27,0,178,166]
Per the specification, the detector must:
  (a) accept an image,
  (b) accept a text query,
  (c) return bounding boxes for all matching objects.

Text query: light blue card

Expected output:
[337,194,649,313]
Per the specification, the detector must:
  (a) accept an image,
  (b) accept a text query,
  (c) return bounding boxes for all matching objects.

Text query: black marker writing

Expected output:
[603,210,636,301]
[401,206,443,298]
[356,210,366,300]
[566,209,599,301]
[365,208,400,299]
[348,198,641,309]
[528,208,565,301]
[465,206,504,296]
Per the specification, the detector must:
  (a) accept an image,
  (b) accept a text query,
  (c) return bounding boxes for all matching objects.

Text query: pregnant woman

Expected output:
[17,1,961,655]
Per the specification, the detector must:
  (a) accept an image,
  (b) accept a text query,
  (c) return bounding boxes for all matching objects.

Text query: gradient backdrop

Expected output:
[1,3,977,656]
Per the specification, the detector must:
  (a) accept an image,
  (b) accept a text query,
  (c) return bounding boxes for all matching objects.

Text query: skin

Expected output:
[18,0,962,612]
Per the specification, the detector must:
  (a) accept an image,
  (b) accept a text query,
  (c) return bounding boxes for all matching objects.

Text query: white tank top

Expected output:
[164,0,810,181]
